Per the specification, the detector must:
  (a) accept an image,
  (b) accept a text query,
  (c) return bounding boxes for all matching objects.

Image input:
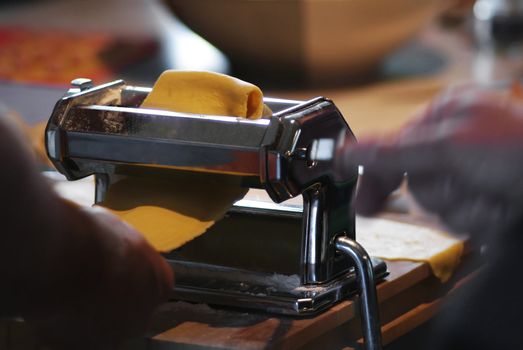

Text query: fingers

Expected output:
[354,163,404,216]
[28,204,174,348]
[88,206,174,306]
[341,139,449,216]
[347,139,523,238]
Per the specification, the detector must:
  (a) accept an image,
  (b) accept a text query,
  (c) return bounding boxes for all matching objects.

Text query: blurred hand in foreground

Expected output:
[339,84,523,238]
[0,113,174,349]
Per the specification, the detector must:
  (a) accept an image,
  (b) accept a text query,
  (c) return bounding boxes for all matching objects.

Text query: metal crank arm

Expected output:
[335,236,382,350]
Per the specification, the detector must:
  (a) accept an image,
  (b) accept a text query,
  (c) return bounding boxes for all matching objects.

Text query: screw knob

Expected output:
[70,78,93,91]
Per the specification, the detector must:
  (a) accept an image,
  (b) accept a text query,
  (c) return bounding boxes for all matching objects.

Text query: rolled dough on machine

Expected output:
[45,77,388,350]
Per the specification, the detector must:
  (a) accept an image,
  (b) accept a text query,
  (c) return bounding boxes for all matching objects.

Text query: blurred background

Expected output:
[0,0,522,135]
[0,1,522,347]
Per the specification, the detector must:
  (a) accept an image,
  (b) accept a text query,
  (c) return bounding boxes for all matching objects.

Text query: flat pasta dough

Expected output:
[28,121,51,166]
[4,111,49,166]
[356,216,464,282]
[101,173,247,252]
[100,70,267,252]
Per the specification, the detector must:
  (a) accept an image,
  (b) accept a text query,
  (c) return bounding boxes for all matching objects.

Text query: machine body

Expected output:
[46,79,387,318]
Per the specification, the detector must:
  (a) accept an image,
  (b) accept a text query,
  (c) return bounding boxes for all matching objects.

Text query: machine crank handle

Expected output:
[335,236,382,350]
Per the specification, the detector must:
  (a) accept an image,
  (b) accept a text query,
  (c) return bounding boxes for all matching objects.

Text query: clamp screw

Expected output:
[71,78,93,91]
[287,148,308,160]
[286,147,317,168]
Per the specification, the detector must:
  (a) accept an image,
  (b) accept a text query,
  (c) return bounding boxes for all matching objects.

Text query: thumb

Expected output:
[340,139,442,215]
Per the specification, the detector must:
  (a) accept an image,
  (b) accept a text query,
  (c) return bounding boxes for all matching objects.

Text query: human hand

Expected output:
[0,115,173,349]
[338,84,523,238]
[27,205,174,350]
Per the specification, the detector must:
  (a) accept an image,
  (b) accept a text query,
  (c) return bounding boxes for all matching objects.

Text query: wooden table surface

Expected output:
[0,245,477,350]
[144,257,476,350]
[142,212,475,350]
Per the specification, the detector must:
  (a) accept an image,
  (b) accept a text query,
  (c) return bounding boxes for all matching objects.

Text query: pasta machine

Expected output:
[45,78,388,350]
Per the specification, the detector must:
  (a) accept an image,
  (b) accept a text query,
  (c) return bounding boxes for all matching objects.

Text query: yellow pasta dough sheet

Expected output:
[102,173,247,252]
[356,216,464,282]
[4,111,50,166]
[100,70,268,252]
[141,70,265,119]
